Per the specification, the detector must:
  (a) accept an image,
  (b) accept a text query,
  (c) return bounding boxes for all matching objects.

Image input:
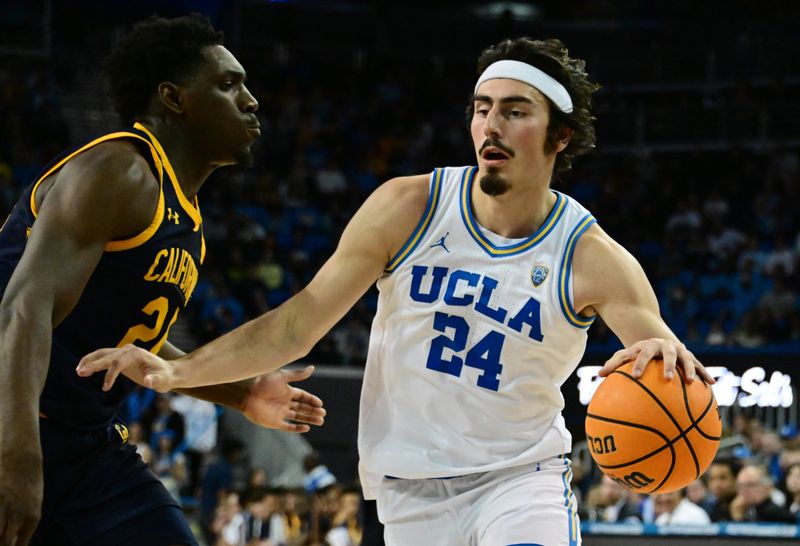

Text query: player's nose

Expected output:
[483,109,503,138]
[241,84,258,113]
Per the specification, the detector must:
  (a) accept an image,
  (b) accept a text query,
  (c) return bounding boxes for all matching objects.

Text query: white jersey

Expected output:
[358,166,597,499]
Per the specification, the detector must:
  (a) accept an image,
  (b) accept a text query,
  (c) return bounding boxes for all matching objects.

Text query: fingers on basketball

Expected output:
[585,358,721,494]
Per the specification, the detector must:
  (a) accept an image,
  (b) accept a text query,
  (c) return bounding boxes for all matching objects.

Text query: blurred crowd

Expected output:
[573,413,800,526]
[2,5,799,364]
[120,390,365,546]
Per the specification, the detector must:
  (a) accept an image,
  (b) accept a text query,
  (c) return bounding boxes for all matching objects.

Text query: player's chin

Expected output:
[232,147,255,168]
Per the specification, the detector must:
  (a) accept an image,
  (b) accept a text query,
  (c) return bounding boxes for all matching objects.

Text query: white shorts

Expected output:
[375,456,581,546]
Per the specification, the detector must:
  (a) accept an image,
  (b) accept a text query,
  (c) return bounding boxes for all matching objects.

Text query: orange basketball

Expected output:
[585,358,721,494]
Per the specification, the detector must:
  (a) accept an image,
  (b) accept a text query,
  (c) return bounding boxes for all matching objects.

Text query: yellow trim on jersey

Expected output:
[460,172,567,256]
[104,190,165,252]
[30,132,162,218]
[27,131,167,252]
[559,214,596,327]
[565,464,579,544]
[134,122,203,231]
[385,168,443,272]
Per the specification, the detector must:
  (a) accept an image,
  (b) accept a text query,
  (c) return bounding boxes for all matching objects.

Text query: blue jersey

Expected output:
[0,122,204,430]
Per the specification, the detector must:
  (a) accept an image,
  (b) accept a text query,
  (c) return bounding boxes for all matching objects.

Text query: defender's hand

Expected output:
[241,366,326,433]
[76,344,177,393]
[598,338,715,384]
[0,451,43,546]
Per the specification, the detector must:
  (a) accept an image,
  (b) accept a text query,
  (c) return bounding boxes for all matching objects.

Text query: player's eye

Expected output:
[220,81,234,91]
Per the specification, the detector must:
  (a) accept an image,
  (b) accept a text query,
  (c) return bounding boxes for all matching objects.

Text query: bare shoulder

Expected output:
[371,174,431,211]
[351,173,433,259]
[65,140,157,194]
[572,223,649,312]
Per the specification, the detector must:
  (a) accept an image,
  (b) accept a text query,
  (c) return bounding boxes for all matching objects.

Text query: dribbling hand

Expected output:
[598,338,715,384]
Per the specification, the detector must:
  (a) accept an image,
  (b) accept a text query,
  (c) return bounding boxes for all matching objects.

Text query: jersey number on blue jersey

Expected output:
[425,311,504,391]
[117,296,179,352]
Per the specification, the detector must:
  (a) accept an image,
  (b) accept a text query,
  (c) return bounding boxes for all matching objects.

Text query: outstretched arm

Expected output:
[572,224,714,383]
[160,341,326,433]
[77,174,432,391]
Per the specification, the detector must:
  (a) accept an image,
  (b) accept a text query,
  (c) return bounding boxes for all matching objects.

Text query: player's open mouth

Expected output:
[482,147,510,165]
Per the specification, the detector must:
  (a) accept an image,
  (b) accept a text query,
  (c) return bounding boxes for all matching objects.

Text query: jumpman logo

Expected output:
[430,232,450,253]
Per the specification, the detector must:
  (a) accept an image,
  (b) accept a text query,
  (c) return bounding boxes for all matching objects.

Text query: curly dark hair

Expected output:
[467,37,600,175]
[103,13,224,125]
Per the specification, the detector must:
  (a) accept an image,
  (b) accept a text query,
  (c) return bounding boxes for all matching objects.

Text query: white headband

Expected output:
[474,59,573,114]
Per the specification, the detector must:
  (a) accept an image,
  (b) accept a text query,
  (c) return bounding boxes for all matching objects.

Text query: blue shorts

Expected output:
[31,416,198,546]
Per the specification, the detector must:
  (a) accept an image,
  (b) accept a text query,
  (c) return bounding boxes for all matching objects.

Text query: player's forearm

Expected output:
[172,305,315,389]
[161,340,254,408]
[0,303,52,449]
[172,381,252,410]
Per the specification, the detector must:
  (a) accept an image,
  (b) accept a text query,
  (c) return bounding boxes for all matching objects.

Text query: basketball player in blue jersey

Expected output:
[0,14,325,546]
[80,38,715,545]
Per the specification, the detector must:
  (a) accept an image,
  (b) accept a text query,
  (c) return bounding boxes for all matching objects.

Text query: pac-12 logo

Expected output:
[531,265,549,287]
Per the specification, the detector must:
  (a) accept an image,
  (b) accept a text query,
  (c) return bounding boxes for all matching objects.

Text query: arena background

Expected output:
[1,0,799,544]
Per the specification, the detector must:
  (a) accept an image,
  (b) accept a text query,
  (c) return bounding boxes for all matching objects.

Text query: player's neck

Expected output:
[136,119,216,200]
[471,175,556,239]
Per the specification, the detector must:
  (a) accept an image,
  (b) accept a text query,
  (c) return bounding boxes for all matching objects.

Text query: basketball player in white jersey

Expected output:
[79,37,714,545]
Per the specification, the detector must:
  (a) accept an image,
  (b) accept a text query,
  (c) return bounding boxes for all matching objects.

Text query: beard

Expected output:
[479,168,510,196]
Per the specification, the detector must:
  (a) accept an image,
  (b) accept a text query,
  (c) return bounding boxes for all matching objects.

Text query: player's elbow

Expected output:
[281,315,322,362]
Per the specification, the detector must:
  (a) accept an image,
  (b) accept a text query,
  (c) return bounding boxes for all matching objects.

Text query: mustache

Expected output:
[479,138,515,157]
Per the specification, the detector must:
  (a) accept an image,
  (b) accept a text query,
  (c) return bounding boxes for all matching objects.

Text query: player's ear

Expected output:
[554,127,573,153]
[157,82,186,114]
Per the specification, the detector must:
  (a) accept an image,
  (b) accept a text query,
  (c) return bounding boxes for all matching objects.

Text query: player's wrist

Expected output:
[169,358,191,390]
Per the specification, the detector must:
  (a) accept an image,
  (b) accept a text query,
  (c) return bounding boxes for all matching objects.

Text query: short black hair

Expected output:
[468,37,600,176]
[104,13,224,125]
[711,455,743,477]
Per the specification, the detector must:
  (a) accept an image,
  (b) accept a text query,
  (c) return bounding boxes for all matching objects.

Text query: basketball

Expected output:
[585,358,721,494]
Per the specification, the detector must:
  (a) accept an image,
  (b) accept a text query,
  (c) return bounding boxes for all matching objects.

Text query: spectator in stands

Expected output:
[706,217,746,265]
[247,468,268,492]
[729,464,795,523]
[785,463,800,517]
[128,420,153,466]
[753,429,786,483]
[152,429,178,478]
[599,475,642,523]
[325,486,363,546]
[143,393,186,449]
[763,235,796,277]
[283,488,309,544]
[706,456,742,521]
[685,477,716,517]
[302,451,337,493]
[161,453,188,508]
[214,491,245,546]
[171,393,220,496]
[758,273,798,341]
[241,487,292,545]
[203,438,247,544]
[579,482,607,522]
[653,488,711,526]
